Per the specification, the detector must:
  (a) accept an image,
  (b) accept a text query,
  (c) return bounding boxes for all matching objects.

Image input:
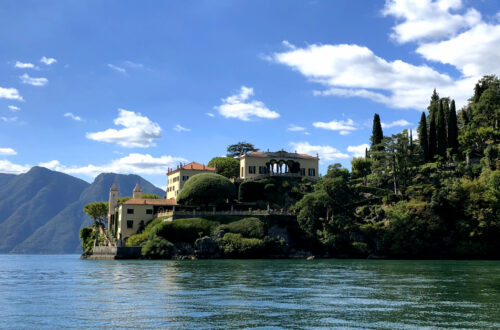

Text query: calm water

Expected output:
[1,256,499,329]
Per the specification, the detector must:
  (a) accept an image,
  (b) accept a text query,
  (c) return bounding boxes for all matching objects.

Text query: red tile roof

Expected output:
[167,161,215,174]
[122,198,177,206]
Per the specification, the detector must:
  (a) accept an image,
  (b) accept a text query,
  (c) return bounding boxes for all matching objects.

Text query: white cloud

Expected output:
[64,112,83,121]
[20,73,48,86]
[290,141,348,162]
[173,124,191,132]
[347,144,370,158]
[215,86,280,121]
[287,124,306,131]
[382,0,481,43]
[272,42,454,110]
[8,105,20,112]
[108,64,126,73]
[313,118,357,135]
[0,148,17,156]
[40,56,57,65]
[0,160,30,174]
[39,153,187,178]
[206,112,215,117]
[0,116,18,122]
[86,109,161,148]
[381,119,412,128]
[14,61,36,69]
[0,87,23,101]
[417,23,500,77]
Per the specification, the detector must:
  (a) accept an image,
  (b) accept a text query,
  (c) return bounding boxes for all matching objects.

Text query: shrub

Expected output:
[238,180,263,202]
[177,173,237,206]
[218,217,266,238]
[155,218,219,243]
[141,237,174,259]
[126,218,164,247]
[79,227,95,253]
[220,233,264,257]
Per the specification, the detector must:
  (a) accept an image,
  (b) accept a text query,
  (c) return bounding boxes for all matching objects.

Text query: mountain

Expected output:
[0,167,89,253]
[0,168,164,254]
[0,173,16,186]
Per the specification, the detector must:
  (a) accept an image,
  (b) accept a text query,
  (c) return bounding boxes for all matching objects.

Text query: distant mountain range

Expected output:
[0,167,164,254]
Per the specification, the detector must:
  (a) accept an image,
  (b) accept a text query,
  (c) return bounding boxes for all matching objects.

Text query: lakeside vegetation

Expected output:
[81,75,499,259]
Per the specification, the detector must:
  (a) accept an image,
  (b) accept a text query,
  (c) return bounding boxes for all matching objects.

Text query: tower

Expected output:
[108,183,118,228]
[133,183,142,199]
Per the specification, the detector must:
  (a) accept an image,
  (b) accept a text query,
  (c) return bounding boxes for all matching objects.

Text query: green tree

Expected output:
[351,157,372,185]
[83,202,108,225]
[428,89,440,119]
[437,100,448,157]
[208,157,240,178]
[418,112,429,162]
[428,111,437,160]
[227,141,259,157]
[448,100,459,155]
[371,114,384,150]
[176,173,237,207]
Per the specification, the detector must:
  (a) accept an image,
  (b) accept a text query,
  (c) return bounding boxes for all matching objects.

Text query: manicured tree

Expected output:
[428,112,437,161]
[437,100,448,157]
[371,114,384,150]
[448,100,459,155]
[176,173,237,207]
[418,112,429,162]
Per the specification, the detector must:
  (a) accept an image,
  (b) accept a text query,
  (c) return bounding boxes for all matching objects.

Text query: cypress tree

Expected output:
[428,89,440,119]
[371,113,384,149]
[437,100,447,157]
[418,112,429,162]
[448,99,458,155]
[428,112,437,160]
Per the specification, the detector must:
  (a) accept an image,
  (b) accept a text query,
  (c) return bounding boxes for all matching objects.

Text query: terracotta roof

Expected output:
[167,161,215,174]
[122,198,177,206]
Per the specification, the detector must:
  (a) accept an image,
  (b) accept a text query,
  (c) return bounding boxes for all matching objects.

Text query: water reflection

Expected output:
[0,256,499,328]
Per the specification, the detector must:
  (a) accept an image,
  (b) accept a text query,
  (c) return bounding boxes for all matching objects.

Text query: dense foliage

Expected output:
[176,173,237,206]
[83,202,108,225]
[292,76,500,258]
[207,157,240,178]
[226,141,259,157]
[141,237,174,259]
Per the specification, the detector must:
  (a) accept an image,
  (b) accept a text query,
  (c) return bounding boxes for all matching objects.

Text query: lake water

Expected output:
[1,255,499,329]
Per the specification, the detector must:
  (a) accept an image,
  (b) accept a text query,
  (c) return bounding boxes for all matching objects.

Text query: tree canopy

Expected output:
[176,173,237,206]
[208,157,240,178]
[83,202,108,225]
[227,141,259,157]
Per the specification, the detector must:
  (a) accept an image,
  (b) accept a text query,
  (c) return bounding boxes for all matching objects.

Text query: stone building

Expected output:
[166,162,215,200]
[108,183,176,245]
[239,150,319,180]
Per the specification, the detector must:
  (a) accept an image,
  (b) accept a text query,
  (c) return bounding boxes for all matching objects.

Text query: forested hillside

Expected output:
[293,75,500,258]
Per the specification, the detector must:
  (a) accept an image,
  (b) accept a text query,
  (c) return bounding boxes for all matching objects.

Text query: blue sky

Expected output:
[1,0,500,188]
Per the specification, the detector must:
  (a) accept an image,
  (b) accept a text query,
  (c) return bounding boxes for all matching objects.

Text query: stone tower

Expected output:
[133,183,142,199]
[108,183,118,228]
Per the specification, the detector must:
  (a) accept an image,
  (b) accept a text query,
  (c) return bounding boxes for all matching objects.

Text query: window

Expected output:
[249,166,256,174]
[127,208,134,214]
[300,168,305,176]
[259,166,266,174]
[146,209,153,214]
[183,176,189,181]
[127,220,134,228]
[308,168,316,176]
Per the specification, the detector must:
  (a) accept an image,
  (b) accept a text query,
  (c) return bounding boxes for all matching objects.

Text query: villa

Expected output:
[108,149,319,244]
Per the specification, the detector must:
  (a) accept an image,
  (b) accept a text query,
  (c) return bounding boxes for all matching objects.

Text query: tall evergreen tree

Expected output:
[437,100,447,157]
[448,100,459,155]
[428,89,440,119]
[418,112,429,162]
[371,113,384,149]
[428,111,437,160]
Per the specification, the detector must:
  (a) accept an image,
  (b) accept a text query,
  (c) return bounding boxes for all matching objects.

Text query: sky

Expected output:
[1,0,500,189]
